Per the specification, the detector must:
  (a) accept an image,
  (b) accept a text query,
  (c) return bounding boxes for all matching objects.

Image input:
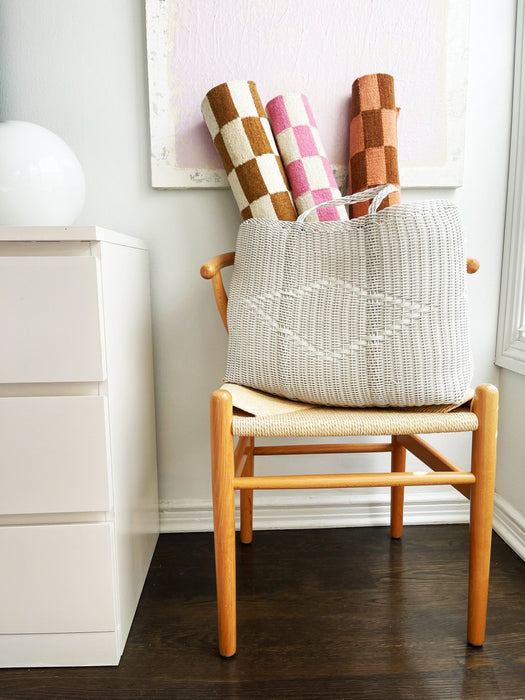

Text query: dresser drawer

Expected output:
[0,522,116,634]
[0,256,106,383]
[0,396,111,514]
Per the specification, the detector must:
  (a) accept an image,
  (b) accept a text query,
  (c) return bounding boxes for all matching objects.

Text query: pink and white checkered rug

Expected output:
[266,94,348,222]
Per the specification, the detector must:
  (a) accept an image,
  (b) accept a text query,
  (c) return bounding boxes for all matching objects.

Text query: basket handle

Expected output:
[296,184,399,223]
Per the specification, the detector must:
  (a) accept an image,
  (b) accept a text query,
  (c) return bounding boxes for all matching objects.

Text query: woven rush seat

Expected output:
[226,383,479,437]
[233,404,479,438]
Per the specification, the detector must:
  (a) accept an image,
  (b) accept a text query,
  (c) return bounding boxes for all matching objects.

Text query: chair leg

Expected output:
[467,384,498,647]
[240,437,254,544]
[210,389,237,657]
[390,435,407,539]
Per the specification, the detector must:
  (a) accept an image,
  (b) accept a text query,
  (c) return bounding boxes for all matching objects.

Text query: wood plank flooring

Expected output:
[1,525,524,699]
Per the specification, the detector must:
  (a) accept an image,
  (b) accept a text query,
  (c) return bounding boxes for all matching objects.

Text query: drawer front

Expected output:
[0,522,116,634]
[0,256,105,382]
[0,396,111,515]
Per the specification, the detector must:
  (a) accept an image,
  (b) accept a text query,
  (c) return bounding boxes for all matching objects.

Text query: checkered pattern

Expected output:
[201,81,297,221]
[266,94,348,222]
[348,74,401,218]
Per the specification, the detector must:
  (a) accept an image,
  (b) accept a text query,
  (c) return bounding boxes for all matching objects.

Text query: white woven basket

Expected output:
[225,185,473,407]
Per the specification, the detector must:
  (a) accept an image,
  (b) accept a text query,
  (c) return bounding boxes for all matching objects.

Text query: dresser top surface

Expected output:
[0,226,148,250]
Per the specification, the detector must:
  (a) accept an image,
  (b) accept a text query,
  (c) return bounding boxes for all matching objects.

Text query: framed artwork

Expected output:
[145,0,469,189]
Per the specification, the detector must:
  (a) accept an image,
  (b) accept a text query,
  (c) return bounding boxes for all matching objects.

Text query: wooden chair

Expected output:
[201,252,497,658]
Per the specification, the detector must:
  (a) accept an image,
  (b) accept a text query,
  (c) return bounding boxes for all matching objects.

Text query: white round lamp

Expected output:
[0,120,86,225]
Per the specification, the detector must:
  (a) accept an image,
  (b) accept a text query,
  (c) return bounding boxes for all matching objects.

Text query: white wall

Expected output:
[0,1,518,534]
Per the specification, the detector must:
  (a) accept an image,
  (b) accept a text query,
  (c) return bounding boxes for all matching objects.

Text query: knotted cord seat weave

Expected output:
[232,404,479,438]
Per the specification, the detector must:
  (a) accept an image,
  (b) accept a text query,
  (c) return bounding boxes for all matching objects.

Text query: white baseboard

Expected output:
[160,491,525,562]
[160,491,470,534]
[493,493,525,561]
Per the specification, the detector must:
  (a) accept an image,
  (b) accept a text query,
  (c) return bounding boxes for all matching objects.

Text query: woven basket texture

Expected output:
[225,199,473,407]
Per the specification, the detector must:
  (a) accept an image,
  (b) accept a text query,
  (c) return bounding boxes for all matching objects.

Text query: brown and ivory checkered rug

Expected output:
[202,81,297,221]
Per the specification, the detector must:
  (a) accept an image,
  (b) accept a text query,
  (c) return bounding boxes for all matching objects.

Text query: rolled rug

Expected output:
[348,73,400,218]
[266,93,348,222]
[201,81,297,221]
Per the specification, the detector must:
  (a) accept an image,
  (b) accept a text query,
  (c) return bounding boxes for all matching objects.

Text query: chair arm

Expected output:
[201,252,235,333]
[467,258,479,274]
[200,252,235,279]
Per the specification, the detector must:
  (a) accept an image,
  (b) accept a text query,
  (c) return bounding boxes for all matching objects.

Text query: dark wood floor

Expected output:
[1,525,524,700]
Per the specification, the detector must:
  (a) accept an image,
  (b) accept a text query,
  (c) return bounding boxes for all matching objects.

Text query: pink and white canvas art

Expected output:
[146,0,469,189]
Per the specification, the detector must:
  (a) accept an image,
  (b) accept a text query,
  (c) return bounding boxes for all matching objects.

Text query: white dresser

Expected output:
[0,226,159,667]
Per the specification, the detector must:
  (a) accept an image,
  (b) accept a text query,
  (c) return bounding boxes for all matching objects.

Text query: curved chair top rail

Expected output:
[201,252,480,333]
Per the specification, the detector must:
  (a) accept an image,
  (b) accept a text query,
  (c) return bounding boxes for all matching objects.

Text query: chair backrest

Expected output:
[200,252,235,332]
[201,252,480,335]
